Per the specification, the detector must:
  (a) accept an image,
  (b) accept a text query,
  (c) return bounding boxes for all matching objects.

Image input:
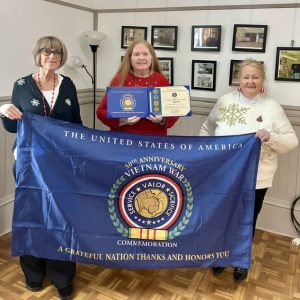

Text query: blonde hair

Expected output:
[238,59,266,81]
[112,40,162,86]
[32,36,68,67]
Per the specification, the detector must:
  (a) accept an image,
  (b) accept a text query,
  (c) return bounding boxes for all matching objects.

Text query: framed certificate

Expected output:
[149,86,191,117]
[107,86,191,118]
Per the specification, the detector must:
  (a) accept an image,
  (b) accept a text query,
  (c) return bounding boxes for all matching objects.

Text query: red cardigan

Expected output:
[97,72,178,135]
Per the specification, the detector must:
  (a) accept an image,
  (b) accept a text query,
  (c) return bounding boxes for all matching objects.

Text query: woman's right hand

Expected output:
[119,116,141,126]
[0,104,22,120]
[256,128,270,143]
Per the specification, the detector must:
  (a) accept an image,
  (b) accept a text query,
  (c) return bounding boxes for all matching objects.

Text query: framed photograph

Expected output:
[229,60,243,86]
[275,47,300,81]
[232,24,268,52]
[151,26,178,51]
[191,25,221,51]
[158,57,174,85]
[121,26,147,49]
[229,60,264,86]
[191,60,217,91]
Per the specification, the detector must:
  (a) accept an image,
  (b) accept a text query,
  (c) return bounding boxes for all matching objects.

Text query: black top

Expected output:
[2,74,82,134]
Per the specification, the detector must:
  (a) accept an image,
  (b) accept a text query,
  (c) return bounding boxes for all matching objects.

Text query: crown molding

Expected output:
[43,1,300,13]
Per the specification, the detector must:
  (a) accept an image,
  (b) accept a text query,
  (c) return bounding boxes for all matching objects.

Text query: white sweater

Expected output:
[199,91,298,189]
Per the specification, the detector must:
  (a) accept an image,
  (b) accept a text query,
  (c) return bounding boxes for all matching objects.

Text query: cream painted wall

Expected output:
[0,0,95,236]
[0,0,94,97]
[97,6,300,106]
[1,1,299,106]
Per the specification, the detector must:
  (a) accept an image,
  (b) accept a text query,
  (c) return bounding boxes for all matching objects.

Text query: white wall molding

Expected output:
[0,194,14,208]
[96,3,300,13]
[257,201,300,237]
[2,89,300,125]
[43,0,94,12]
[264,196,300,210]
[190,98,300,126]
[43,0,300,13]
[0,196,14,237]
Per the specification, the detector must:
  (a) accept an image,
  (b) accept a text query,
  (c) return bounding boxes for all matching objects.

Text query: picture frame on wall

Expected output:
[121,26,148,49]
[158,57,174,85]
[232,24,268,52]
[229,60,243,86]
[151,26,178,51]
[229,59,264,86]
[275,47,300,81]
[191,60,217,91]
[191,25,221,51]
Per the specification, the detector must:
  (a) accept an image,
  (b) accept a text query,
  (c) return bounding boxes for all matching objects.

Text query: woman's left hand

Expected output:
[147,115,165,125]
[256,128,270,142]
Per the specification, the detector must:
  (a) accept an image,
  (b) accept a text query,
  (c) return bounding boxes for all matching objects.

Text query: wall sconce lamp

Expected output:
[83,30,107,129]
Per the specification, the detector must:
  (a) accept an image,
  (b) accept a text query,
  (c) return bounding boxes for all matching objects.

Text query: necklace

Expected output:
[37,72,56,117]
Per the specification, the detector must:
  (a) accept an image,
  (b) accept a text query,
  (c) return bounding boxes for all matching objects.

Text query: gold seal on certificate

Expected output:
[149,86,191,117]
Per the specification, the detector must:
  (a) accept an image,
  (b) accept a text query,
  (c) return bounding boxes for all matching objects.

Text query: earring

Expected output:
[237,87,241,92]
[260,87,265,93]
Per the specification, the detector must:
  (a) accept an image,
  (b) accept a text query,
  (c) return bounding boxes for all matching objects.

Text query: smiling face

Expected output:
[130,43,152,76]
[239,64,264,99]
[40,48,62,72]
[32,37,68,70]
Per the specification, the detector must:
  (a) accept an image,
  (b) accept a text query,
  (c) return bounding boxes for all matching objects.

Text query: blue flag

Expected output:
[12,113,260,269]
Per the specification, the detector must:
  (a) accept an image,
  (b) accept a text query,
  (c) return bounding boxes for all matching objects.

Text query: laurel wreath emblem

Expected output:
[108,175,194,239]
[168,178,193,239]
[108,175,128,237]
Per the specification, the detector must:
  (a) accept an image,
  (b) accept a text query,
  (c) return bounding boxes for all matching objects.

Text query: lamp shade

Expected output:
[69,55,84,68]
[83,30,107,46]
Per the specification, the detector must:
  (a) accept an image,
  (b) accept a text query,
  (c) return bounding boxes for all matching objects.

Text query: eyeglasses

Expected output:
[41,48,62,58]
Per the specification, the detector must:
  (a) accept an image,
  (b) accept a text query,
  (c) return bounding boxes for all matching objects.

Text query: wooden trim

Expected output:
[96,3,300,13]
[190,97,300,126]
[0,96,10,102]
[263,196,300,210]
[1,89,300,126]
[43,1,300,14]
[0,195,14,208]
[93,11,98,30]
[42,0,94,12]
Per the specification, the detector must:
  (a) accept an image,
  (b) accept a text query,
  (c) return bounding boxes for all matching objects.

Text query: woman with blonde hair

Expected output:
[0,36,81,300]
[199,59,298,283]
